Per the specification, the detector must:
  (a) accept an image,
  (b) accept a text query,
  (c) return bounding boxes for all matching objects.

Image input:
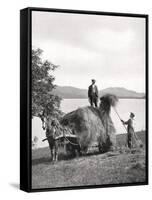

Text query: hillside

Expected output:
[32,131,146,189]
[53,86,87,99]
[53,86,145,99]
[101,87,145,99]
[116,131,145,147]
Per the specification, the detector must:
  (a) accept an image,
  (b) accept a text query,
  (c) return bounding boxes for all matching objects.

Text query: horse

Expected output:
[41,116,59,161]
[41,114,82,160]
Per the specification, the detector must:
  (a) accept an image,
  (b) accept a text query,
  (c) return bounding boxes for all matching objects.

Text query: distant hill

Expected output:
[101,87,145,99]
[53,86,87,99]
[53,86,145,99]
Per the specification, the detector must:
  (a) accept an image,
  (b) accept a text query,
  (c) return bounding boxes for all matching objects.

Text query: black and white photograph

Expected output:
[30,9,148,190]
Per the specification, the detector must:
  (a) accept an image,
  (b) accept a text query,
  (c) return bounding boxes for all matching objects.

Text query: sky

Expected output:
[32,11,146,93]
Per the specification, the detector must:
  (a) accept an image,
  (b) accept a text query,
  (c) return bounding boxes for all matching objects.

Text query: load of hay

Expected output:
[60,94,118,153]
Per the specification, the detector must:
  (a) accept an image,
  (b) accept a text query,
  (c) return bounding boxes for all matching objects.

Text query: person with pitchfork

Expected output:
[121,112,135,149]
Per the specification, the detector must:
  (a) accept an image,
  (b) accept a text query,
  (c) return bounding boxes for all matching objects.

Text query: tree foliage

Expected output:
[32,48,62,119]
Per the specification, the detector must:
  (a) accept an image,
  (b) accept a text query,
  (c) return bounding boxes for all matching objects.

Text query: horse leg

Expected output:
[76,144,82,157]
[55,142,58,161]
[52,145,57,162]
[49,147,53,161]
[48,140,53,161]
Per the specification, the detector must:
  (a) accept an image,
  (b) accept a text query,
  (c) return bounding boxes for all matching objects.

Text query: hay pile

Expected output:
[61,94,118,153]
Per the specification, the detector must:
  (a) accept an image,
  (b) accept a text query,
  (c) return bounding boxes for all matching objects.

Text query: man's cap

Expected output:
[130,112,135,117]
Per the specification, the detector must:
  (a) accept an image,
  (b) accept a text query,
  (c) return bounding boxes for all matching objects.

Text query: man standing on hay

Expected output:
[121,112,135,149]
[88,79,99,107]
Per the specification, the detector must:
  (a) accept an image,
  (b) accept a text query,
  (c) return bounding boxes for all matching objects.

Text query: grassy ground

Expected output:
[32,131,146,189]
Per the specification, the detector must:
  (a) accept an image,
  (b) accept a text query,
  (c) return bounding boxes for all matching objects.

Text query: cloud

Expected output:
[86,29,135,53]
[32,11,145,92]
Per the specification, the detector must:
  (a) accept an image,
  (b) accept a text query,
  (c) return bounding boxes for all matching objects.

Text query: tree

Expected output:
[32,48,62,119]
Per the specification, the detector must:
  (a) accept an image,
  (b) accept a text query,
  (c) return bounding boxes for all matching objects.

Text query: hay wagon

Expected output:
[60,95,118,155]
[42,94,118,158]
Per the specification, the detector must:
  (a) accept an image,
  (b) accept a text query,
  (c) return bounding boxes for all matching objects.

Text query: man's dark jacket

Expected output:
[88,84,98,98]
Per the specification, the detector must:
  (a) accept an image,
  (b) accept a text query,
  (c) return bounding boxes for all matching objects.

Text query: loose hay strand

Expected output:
[100,94,118,113]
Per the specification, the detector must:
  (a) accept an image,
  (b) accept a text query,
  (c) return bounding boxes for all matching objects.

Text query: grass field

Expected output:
[32,131,147,189]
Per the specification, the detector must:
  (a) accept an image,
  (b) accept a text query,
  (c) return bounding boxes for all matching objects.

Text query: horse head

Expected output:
[40,114,51,131]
